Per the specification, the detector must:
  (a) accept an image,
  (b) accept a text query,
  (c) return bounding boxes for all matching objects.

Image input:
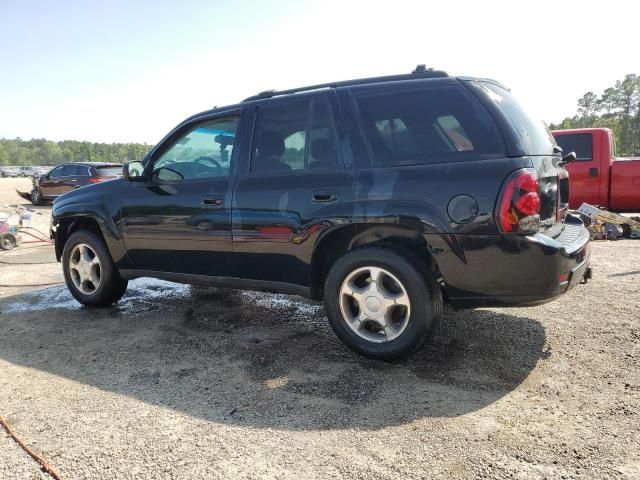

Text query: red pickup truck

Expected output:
[551,128,640,211]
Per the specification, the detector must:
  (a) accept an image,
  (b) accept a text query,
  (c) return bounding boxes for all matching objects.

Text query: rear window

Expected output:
[353,84,504,167]
[553,133,593,161]
[480,82,556,156]
[96,166,123,176]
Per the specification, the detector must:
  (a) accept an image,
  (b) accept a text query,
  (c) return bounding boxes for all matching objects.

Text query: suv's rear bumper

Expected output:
[438,214,591,308]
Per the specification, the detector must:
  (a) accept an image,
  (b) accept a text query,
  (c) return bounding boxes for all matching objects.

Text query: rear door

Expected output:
[553,132,599,208]
[61,163,91,193]
[232,93,355,287]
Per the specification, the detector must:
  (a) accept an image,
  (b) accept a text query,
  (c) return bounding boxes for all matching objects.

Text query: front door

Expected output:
[40,165,65,197]
[232,94,355,288]
[120,112,242,277]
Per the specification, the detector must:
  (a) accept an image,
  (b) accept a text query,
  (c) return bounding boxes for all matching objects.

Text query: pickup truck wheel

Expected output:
[324,247,441,360]
[62,230,128,307]
[30,188,43,206]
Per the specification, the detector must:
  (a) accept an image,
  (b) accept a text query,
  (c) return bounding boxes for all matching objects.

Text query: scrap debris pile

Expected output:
[577,203,640,241]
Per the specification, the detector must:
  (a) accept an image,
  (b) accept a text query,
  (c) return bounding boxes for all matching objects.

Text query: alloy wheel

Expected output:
[339,266,411,343]
[68,243,102,295]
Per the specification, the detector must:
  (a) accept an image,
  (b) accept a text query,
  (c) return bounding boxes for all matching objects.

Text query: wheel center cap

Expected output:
[365,296,382,315]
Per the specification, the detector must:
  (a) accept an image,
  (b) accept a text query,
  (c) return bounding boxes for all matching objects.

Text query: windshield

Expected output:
[480,82,557,156]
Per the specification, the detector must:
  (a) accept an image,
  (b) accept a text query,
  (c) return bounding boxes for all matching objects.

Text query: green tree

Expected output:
[0,138,152,166]
[577,92,598,125]
[550,73,640,156]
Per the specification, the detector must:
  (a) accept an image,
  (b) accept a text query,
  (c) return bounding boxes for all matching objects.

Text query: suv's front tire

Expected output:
[62,230,128,307]
[324,247,442,360]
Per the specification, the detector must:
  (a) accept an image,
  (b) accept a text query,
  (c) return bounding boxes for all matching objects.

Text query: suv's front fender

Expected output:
[51,200,128,266]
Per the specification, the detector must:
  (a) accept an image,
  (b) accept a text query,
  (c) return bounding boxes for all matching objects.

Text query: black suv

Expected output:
[51,67,591,359]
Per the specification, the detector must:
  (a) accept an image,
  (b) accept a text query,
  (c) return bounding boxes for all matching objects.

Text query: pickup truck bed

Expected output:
[611,158,640,210]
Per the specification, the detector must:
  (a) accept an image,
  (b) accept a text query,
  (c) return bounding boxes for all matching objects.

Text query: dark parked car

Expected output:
[22,162,122,205]
[51,67,592,359]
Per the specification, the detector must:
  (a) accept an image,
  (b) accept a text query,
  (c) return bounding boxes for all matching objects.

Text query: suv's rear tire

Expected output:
[324,247,442,360]
[62,230,128,307]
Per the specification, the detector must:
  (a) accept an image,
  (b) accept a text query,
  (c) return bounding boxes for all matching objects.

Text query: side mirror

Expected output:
[123,160,145,181]
[560,151,577,167]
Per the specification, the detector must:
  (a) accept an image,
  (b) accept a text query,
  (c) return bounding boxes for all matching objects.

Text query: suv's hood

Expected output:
[53,178,126,208]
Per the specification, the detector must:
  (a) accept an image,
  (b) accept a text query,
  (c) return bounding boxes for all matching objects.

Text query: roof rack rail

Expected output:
[242,65,448,102]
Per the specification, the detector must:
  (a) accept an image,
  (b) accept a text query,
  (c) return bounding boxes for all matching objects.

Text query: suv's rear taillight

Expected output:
[88,177,104,183]
[497,169,541,233]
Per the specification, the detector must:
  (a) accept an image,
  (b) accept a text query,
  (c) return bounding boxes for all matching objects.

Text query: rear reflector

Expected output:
[88,177,104,183]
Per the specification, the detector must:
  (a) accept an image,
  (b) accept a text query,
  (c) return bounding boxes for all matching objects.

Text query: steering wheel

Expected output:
[194,156,224,177]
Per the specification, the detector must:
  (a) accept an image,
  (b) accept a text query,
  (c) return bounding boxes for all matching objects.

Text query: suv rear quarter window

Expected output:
[352,83,504,167]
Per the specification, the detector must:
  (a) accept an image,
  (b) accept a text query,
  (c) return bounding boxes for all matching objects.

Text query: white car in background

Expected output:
[0,167,20,178]
[17,166,39,177]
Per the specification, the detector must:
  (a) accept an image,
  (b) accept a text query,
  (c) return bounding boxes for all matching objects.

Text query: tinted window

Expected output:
[61,164,77,176]
[252,97,340,173]
[480,82,556,156]
[96,166,123,177]
[153,116,239,181]
[554,133,593,161]
[354,85,504,167]
[308,99,340,169]
[74,165,91,176]
[252,100,309,172]
[49,166,63,178]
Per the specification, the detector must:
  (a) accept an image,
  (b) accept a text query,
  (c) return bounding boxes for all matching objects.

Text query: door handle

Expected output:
[589,168,598,177]
[202,194,224,207]
[312,190,339,203]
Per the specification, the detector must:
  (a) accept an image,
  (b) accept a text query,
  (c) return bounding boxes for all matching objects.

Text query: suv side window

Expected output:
[252,100,309,173]
[153,115,239,182]
[65,164,90,176]
[49,166,63,178]
[353,84,504,167]
[251,97,340,173]
[61,164,77,176]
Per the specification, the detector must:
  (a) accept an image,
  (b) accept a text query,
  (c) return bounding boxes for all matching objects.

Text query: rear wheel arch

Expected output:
[310,224,441,300]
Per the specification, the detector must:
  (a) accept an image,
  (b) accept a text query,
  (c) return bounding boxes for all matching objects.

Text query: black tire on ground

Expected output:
[0,233,17,250]
[324,246,442,360]
[62,229,128,307]
[30,188,43,206]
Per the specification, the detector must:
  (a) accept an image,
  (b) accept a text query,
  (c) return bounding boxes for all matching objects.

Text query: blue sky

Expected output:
[1,0,638,144]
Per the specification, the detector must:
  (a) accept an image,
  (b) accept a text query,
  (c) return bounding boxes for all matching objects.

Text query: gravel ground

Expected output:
[0,177,639,479]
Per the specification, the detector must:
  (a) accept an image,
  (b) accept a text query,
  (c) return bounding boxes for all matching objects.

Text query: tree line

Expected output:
[0,138,152,167]
[548,74,640,156]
